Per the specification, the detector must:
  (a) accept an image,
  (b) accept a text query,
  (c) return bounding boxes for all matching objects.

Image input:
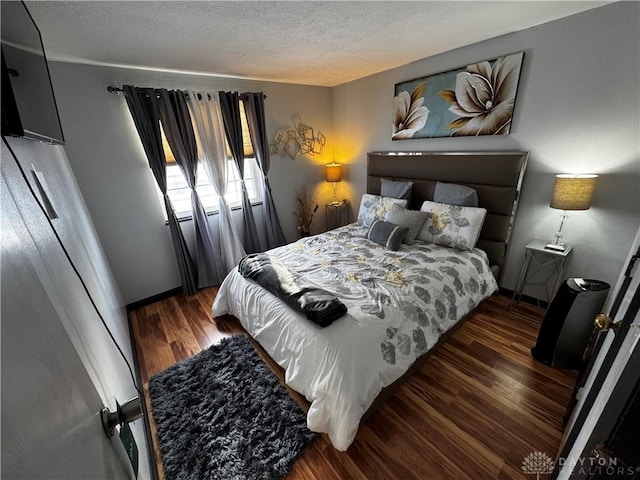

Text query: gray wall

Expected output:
[51,2,639,304]
[49,63,333,304]
[331,2,640,297]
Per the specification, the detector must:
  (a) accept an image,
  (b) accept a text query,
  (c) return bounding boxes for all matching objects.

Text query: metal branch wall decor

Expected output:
[270,114,326,160]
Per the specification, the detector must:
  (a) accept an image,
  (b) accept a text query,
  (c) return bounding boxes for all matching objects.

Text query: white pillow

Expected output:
[417,200,487,251]
[357,194,408,228]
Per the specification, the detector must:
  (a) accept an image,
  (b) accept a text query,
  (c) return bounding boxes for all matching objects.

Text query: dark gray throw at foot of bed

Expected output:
[238,253,347,327]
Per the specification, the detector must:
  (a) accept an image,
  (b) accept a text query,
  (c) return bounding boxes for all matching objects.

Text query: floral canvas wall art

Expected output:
[393,52,524,139]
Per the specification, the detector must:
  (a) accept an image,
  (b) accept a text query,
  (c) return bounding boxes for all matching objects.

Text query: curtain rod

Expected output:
[106,85,266,99]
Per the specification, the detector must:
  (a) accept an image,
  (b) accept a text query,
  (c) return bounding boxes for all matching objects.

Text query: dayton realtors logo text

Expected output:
[523,450,638,478]
[557,456,638,477]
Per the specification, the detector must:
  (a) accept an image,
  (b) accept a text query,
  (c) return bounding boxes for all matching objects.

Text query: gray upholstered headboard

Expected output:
[367,151,528,279]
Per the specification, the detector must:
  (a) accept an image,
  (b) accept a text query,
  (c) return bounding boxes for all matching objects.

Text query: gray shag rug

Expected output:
[148,335,318,480]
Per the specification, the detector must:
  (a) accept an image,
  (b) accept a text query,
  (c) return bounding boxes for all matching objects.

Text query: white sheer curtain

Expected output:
[186,90,245,272]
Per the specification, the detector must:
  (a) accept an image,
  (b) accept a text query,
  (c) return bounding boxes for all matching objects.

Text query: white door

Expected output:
[1,231,135,479]
[1,138,149,479]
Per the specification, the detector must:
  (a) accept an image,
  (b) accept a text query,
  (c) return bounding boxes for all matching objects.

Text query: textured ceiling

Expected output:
[26,1,610,87]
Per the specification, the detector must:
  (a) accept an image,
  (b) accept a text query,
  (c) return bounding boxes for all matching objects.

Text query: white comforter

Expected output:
[212,224,498,450]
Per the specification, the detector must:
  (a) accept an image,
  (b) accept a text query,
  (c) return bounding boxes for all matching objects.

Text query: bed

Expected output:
[212,151,527,451]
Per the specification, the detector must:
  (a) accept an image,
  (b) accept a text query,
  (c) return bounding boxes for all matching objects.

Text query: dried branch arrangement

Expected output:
[294,187,319,237]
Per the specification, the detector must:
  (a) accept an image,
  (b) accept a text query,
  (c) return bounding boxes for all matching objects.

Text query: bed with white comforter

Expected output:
[212,223,498,450]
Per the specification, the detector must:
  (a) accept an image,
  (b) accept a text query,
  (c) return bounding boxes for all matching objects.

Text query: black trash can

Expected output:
[531,278,610,370]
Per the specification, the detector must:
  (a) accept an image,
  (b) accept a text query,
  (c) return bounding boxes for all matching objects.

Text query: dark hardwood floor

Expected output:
[130,289,577,480]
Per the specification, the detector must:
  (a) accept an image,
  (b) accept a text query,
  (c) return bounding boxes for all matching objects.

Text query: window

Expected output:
[164,159,262,219]
[160,100,262,219]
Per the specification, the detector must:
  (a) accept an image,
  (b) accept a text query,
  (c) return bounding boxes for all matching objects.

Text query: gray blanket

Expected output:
[238,253,347,327]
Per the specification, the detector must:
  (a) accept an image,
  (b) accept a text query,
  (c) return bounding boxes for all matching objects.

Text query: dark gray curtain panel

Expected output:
[158,89,223,288]
[243,92,286,249]
[123,85,197,295]
[219,91,261,254]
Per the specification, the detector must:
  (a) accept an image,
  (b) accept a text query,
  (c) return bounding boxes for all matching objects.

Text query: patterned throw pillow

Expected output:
[366,220,409,251]
[386,204,428,245]
[357,194,408,228]
[416,200,487,251]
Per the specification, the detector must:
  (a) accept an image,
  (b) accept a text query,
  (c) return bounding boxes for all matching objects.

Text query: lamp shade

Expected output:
[550,174,598,211]
[325,163,342,183]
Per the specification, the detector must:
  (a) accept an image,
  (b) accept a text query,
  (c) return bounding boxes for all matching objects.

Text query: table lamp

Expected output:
[546,174,597,251]
[325,163,342,205]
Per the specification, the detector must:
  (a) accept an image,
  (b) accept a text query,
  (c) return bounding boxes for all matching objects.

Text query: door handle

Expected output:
[591,442,615,463]
[101,396,143,438]
[594,313,621,332]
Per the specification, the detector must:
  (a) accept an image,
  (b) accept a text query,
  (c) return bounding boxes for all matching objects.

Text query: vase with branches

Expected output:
[294,187,319,237]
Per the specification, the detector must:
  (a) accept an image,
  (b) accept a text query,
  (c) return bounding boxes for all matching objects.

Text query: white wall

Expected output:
[331,2,640,296]
[49,62,333,304]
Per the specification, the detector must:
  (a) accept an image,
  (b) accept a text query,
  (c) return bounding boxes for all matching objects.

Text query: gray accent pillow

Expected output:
[386,203,428,245]
[433,181,478,207]
[366,220,408,251]
[381,178,413,200]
